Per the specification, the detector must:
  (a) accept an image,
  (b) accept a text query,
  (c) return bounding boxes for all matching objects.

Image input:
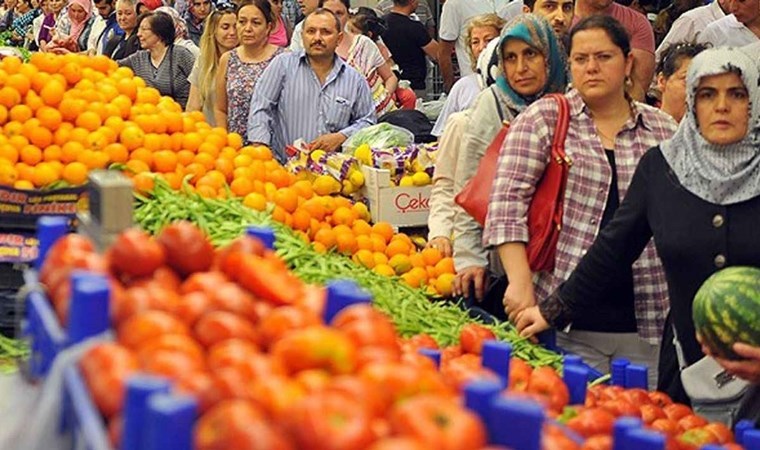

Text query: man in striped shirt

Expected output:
[248,9,375,162]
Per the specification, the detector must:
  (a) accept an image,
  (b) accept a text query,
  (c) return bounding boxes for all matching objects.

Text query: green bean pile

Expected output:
[0,334,28,373]
[134,180,563,369]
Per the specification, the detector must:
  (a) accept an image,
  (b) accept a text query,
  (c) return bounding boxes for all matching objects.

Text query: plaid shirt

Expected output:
[483,89,677,344]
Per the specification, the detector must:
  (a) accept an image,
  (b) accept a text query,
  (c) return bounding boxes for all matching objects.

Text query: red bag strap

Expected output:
[545,93,571,163]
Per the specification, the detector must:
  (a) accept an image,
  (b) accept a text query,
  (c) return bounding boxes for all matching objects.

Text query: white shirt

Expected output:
[431,73,481,137]
[87,15,107,54]
[289,21,303,52]
[655,1,725,64]
[698,13,760,47]
[741,40,760,60]
[439,0,517,76]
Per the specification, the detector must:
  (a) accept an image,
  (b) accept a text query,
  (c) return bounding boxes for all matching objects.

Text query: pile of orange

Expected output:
[0,53,456,296]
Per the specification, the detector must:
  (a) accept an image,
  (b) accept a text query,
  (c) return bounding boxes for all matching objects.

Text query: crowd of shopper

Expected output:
[0,0,759,429]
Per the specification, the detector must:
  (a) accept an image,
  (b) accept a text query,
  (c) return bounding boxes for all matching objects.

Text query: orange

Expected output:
[111,95,132,119]
[369,234,387,253]
[153,150,178,173]
[29,127,53,149]
[373,264,395,277]
[270,205,290,224]
[291,180,314,200]
[42,145,62,163]
[249,145,273,161]
[371,222,395,244]
[273,187,298,213]
[130,148,153,168]
[385,239,411,258]
[243,192,267,211]
[6,74,30,96]
[15,162,34,182]
[352,219,372,236]
[75,111,102,131]
[193,152,215,170]
[24,91,43,112]
[13,179,34,190]
[176,149,195,166]
[0,87,20,108]
[132,172,155,194]
[0,105,8,126]
[0,144,18,164]
[356,235,373,251]
[312,242,328,254]
[401,267,428,289]
[120,126,145,150]
[69,127,90,145]
[19,145,42,165]
[232,154,252,168]
[352,249,375,268]
[335,233,358,255]
[300,198,326,222]
[389,254,412,275]
[434,257,456,277]
[184,162,206,182]
[352,202,371,221]
[373,252,389,266]
[116,78,138,100]
[0,163,17,185]
[102,143,127,164]
[8,135,28,150]
[331,206,356,227]
[267,168,291,189]
[421,248,443,267]
[291,209,311,232]
[60,62,83,85]
[313,228,337,249]
[32,162,58,187]
[61,141,84,163]
[230,177,254,197]
[182,132,202,152]
[227,132,243,150]
[40,80,65,106]
[1,56,21,74]
[125,159,150,174]
[435,273,455,297]
[62,161,88,185]
[136,87,161,105]
[214,158,234,181]
[36,106,62,130]
[409,252,426,268]
[58,98,86,122]
[9,104,32,123]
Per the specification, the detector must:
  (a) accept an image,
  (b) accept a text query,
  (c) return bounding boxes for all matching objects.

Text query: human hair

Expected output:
[116,0,136,8]
[147,11,176,45]
[318,0,349,9]
[236,0,274,23]
[307,7,341,32]
[347,6,386,41]
[391,0,413,6]
[657,42,709,78]
[197,8,236,107]
[569,15,630,57]
[465,13,505,70]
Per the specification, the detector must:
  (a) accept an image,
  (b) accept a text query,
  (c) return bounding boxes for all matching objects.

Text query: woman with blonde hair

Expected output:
[187,5,238,125]
[431,13,505,137]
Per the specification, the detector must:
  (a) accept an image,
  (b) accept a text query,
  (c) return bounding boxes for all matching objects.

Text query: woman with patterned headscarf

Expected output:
[449,14,568,313]
[44,0,94,52]
[155,5,199,58]
[516,46,760,406]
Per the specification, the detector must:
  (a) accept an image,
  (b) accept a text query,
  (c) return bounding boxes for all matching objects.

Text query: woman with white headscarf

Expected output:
[516,47,760,406]
[155,5,199,58]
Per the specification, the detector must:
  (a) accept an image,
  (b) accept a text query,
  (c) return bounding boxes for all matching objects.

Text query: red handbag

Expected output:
[455,93,571,272]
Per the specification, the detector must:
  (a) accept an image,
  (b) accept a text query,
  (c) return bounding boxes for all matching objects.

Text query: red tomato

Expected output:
[648,391,674,408]
[542,424,582,450]
[389,395,486,450]
[294,369,332,393]
[79,342,138,418]
[231,253,304,306]
[598,399,641,418]
[157,221,214,277]
[400,351,437,371]
[206,339,260,372]
[214,236,267,273]
[360,362,451,410]
[284,391,376,450]
[566,408,616,438]
[172,291,212,326]
[208,282,260,323]
[194,311,259,347]
[40,234,95,283]
[258,306,322,349]
[509,357,533,392]
[703,422,734,444]
[174,371,221,414]
[620,388,652,406]
[140,350,206,381]
[128,266,182,291]
[459,324,496,355]
[367,438,427,450]
[180,271,229,295]
[325,376,388,418]
[526,366,570,413]
[136,333,205,367]
[294,284,326,317]
[111,284,182,326]
[640,403,667,424]
[677,415,708,432]
[356,345,402,368]
[580,435,612,450]
[332,305,400,351]
[110,228,166,278]
[271,326,357,375]
[663,403,693,421]
[651,418,680,436]
[212,351,287,381]
[400,333,439,354]
[440,345,463,365]
[117,310,188,349]
[195,400,293,450]
[249,376,307,421]
[440,354,499,391]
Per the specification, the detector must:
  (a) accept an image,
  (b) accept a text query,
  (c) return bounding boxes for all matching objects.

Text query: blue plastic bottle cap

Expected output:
[67,276,111,345]
[610,358,631,387]
[463,379,503,430]
[612,417,643,450]
[144,394,197,450]
[36,216,69,269]
[563,365,589,406]
[622,429,665,450]
[489,396,545,449]
[481,340,512,385]
[324,279,372,324]
[122,375,172,450]
[418,348,441,368]
[624,364,649,389]
[245,226,276,249]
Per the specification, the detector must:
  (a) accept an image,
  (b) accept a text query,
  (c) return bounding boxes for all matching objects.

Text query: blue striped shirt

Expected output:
[247,51,376,162]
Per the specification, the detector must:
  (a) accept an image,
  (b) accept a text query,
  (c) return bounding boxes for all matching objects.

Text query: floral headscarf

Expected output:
[661,47,760,205]
[155,5,188,40]
[481,14,568,112]
[67,0,92,42]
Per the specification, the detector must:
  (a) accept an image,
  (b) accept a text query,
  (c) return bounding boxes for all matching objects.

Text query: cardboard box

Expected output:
[360,166,431,228]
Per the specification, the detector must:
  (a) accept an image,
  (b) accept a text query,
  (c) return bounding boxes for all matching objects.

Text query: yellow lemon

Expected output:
[412,171,431,186]
[399,175,414,187]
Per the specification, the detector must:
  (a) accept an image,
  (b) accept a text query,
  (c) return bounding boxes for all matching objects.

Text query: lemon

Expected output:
[341,179,357,195]
[310,149,326,162]
[353,144,372,165]
[348,170,365,187]
[410,159,425,173]
[388,254,413,275]
[412,171,431,186]
[399,175,414,187]
[313,174,340,195]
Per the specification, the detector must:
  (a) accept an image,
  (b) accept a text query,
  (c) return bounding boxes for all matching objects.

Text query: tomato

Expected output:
[137,333,205,364]
[440,354,499,391]
[140,350,206,381]
[440,345,463,365]
[214,236,267,273]
[157,221,214,277]
[389,395,486,450]
[325,375,389,418]
[231,253,304,306]
[509,357,533,392]
[249,376,307,421]
[212,351,287,381]
[620,388,652,406]
[581,435,612,450]
[598,399,641,418]
[399,351,437,371]
[109,228,166,278]
[367,438,427,450]
[117,310,188,349]
[527,366,570,414]
[40,234,95,283]
[651,418,680,436]
[400,333,439,354]
[648,391,674,408]
[195,400,293,450]
[271,326,357,375]
[640,403,667,424]
[677,428,719,449]
[702,422,734,444]
[677,414,708,432]
[332,305,400,351]
[294,284,326,317]
[111,284,182,325]
[206,339,260,372]
[542,424,582,450]
[194,311,259,348]
[174,371,221,414]
[208,282,260,323]
[79,342,138,418]
[458,323,496,355]
[663,403,693,422]
[212,366,256,401]
[180,271,229,295]
[597,385,624,402]
[284,391,376,450]
[258,306,322,349]
[360,362,452,409]
[566,407,616,438]
[129,266,182,291]
[356,345,402,368]
[173,291,212,326]
[294,369,332,393]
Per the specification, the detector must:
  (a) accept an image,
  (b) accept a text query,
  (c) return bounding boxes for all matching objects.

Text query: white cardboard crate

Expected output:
[360,166,432,228]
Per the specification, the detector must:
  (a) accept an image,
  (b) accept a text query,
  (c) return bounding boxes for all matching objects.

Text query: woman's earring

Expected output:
[625,75,634,89]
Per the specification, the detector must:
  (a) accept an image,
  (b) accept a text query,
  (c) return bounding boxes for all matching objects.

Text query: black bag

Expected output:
[378,110,436,143]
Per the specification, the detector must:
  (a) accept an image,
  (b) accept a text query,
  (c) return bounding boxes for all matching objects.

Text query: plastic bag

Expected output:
[418,95,447,121]
[342,123,415,154]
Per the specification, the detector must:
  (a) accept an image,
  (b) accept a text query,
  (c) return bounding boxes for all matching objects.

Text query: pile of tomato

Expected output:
[36,222,744,449]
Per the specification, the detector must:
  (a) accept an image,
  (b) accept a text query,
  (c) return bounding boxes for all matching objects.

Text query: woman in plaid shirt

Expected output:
[482,15,677,386]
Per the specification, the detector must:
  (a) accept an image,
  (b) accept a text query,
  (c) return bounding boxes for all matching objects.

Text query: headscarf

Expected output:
[476,38,500,89]
[660,47,760,206]
[481,14,567,112]
[156,6,188,40]
[138,0,164,11]
[67,0,92,42]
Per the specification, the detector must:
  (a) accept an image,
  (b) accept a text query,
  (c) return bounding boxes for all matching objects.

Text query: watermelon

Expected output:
[692,266,760,360]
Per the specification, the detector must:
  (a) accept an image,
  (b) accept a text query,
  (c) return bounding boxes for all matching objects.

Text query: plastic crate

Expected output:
[62,365,111,450]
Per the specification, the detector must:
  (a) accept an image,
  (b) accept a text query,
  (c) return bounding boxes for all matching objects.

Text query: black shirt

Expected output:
[541,147,760,401]
[382,12,431,90]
